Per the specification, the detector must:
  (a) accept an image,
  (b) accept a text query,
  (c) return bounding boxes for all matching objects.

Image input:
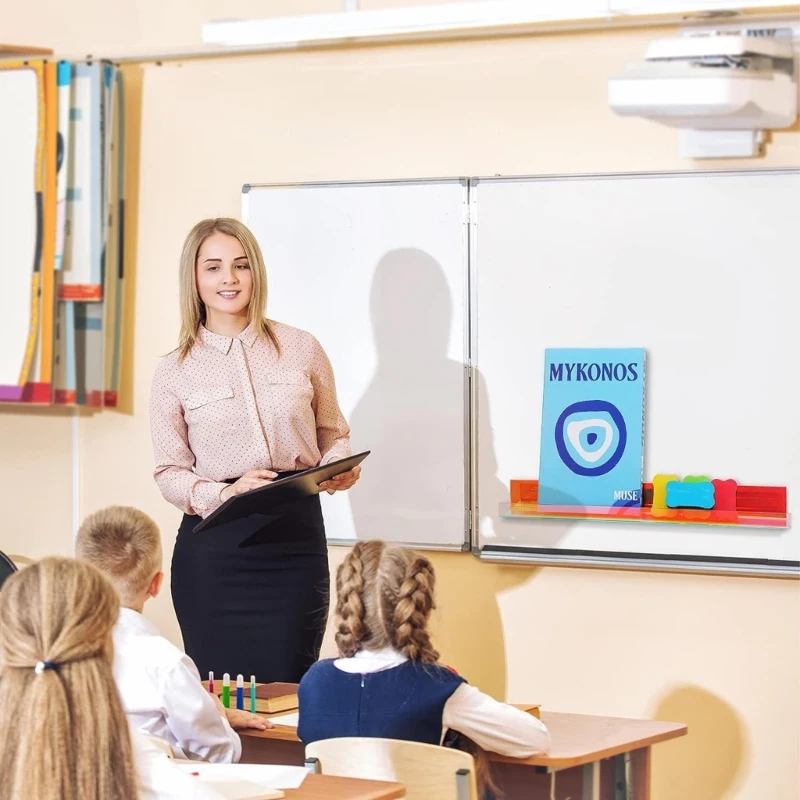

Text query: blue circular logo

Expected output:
[554,400,627,477]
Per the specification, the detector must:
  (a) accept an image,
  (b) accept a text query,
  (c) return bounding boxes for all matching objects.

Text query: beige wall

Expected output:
[2,3,799,798]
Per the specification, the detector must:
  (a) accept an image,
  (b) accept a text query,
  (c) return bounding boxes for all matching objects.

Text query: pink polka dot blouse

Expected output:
[149,321,351,518]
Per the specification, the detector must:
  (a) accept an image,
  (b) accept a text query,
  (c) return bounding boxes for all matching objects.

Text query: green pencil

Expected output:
[222,673,230,709]
[250,675,257,714]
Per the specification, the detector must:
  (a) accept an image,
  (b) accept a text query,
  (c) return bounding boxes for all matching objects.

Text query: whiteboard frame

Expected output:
[243,177,473,552]
[468,167,800,578]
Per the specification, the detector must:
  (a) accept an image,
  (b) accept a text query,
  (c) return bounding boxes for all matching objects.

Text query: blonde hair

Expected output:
[335,540,501,798]
[0,557,137,800]
[335,540,439,663]
[75,505,162,606]
[177,217,280,360]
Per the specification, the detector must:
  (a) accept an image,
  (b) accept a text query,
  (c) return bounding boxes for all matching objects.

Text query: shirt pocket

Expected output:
[183,386,240,434]
[266,369,314,411]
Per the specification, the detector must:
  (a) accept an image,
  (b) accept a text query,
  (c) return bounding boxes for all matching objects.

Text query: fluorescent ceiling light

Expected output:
[609,0,796,11]
[204,1,604,47]
[203,1,800,48]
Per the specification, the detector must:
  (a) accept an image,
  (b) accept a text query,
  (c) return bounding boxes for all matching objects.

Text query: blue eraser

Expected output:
[665,480,715,510]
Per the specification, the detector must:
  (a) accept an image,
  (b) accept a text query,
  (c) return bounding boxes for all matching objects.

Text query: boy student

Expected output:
[76,506,270,762]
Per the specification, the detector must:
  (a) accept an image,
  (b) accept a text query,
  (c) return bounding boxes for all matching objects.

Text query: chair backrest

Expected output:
[0,551,18,591]
[305,737,478,800]
[6,554,33,568]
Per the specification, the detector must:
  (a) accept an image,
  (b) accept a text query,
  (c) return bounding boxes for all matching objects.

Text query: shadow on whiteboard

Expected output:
[346,248,466,548]
[480,461,582,550]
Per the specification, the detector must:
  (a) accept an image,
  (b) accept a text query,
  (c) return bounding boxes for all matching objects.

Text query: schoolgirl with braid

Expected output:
[298,540,550,798]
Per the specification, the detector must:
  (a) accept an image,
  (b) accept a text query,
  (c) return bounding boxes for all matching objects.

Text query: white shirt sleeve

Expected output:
[160,655,242,763]
[442,683,551,758]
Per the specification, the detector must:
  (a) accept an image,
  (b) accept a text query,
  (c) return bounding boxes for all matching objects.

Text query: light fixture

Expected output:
[203,1,800,49]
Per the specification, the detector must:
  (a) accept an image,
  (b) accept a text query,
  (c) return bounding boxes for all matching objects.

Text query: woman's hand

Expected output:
[220,470,277,503]
[319,465,362,495]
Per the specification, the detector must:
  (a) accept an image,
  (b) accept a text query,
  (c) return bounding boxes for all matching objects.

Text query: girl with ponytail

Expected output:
[298,541,550,799]
[0,557,138,800]
[0,557,224,800]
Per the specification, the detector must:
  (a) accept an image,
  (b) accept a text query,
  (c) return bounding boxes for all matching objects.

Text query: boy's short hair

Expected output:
[75,506,162,605]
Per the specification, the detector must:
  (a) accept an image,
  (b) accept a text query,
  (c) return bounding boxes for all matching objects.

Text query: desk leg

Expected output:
[613,754,630,800]
[630,748,651,800]
[583,762,600,800]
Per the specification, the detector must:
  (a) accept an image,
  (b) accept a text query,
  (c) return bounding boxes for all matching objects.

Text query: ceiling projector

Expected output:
[608,32,798,157]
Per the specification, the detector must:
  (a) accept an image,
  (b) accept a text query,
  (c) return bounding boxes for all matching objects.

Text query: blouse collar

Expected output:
[199,322,258,354]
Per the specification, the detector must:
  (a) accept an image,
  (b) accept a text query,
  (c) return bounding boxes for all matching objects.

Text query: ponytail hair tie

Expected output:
[34,661,57,675]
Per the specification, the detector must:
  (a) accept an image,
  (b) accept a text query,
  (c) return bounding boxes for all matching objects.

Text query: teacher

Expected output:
[149,217,360,683]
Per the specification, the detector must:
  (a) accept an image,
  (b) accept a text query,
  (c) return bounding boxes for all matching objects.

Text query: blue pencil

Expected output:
[236,674,244,710]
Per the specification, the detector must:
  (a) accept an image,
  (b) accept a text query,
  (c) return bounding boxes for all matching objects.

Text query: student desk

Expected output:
[285,773,404,799]
[239,709,687,800]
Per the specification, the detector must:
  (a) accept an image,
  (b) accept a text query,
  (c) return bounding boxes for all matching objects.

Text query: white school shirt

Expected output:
[113,608,241,763]
[333,648,551,758]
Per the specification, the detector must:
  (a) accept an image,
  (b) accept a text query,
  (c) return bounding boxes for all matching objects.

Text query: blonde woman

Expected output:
[150,218,360,682]
[297,540,551,800]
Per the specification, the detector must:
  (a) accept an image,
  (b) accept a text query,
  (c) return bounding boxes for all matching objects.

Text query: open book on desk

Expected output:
[173,763,308,798]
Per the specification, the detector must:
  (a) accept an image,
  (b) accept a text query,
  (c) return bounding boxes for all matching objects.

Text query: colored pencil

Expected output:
[222,673,230,708]
[236,674,244,711]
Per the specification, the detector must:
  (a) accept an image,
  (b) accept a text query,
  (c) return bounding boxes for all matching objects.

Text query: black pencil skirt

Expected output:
[171,491,329,683]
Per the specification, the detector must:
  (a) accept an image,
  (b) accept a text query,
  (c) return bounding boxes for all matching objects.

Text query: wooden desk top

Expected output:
[493,711,687,769]
[250,710,305,742]
[285,774,404,800]
[244,708,687,770]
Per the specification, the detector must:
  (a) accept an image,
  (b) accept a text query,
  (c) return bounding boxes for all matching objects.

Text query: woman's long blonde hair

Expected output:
[177,217,280,360]
[0,557,138,800]
[335,541,502,799]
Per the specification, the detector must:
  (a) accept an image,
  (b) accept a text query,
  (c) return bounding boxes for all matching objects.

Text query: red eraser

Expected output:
[711,479,738,512]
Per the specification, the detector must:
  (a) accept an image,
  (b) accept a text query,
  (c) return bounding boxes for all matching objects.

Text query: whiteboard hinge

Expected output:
[468,199,477,225]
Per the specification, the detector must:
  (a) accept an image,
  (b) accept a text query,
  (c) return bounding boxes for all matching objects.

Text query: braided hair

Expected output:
[335,540,374,656]
[387,554,439,663]
[335,541,438,662]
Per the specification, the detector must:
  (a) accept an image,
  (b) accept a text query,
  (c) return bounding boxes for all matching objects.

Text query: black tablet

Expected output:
[192,451,370,533]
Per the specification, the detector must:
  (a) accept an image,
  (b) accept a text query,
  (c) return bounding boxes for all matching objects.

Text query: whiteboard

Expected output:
[471,169,799,576]
[244,179,469,550]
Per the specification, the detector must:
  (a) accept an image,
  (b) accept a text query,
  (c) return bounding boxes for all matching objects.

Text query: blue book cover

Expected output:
[538,348,646,507]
